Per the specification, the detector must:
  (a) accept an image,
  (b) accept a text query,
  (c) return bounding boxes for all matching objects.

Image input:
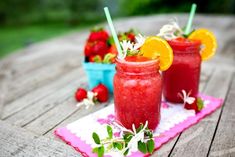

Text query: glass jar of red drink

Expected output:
[163,37,201,103]
[113,56,162,130]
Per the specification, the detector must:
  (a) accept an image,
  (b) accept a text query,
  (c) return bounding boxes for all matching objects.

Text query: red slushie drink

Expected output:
[163,37,201,103]
[114,56,162,130]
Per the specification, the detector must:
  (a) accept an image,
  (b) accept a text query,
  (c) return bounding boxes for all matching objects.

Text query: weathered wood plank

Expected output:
[2,67,85,119]
[4,76,86,127]
[12,51,82,77]
[0,69,12,119]
[4,57,82,104]
[0,73,7,118]
[0,30,87,78]
[0,120,79,157]
[208,75,235,157]
[26,95,113,136]
[169,69,233,157]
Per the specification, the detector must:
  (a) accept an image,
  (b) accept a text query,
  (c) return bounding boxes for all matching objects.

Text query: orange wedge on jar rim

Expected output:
[188,28,217,61]
[140,36,173,71]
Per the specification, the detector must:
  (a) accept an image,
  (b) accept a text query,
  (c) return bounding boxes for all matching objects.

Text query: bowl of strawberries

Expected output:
[83,27,136,93]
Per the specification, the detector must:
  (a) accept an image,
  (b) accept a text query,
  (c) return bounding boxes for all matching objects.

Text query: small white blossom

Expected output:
[76,91,97,109]
[119,40,131,59]
[157,19,184,40]
[119,34,146,59]
[133,34,145,50]
[121,121,148,154]
[178,90,195,105]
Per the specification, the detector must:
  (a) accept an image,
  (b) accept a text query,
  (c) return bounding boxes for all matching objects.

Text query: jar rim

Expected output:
[167,39,201,47]
[115,58,160,74]
[116,58,159,67]
[167,39,201,53]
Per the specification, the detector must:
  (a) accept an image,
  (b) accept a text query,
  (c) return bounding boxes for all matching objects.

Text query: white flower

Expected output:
[119,40,131,59]
[178,90,195,105]
[157,19,184,40]
[133,34,145,50]
[121,121,148,154]
[76,91,97,109]
[119,34,146,58]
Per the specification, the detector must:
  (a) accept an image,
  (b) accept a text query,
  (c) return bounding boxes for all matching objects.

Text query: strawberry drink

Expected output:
[163,38,201,103]
[104,6,172,130]
[158,4,217,105]
[114,56,162,130]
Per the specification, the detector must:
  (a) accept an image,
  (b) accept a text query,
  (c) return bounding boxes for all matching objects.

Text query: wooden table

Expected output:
[0,14,234,157]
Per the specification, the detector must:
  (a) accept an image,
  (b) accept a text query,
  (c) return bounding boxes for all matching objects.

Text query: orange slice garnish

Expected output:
[188,28,217,61]
[140,36,173,71]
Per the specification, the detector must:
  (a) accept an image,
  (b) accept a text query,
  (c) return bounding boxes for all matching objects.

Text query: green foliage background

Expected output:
[0,0,234,26]
[0,0,234,58]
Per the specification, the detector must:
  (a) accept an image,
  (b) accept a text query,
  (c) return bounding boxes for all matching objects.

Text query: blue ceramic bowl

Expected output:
[82,62,116,93]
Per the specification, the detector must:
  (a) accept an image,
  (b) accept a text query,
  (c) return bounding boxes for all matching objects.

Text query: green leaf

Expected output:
[136,123,144,133]
[92,147,99,153]
[107,36,114,45]
[92,132,101,144]
[123,148,129,156]
[197,97,204,111]
[147,139,155,154]
[113,142,123,150]
[97,146,104,157]
[106,125,113,139]
[183,29,195,38]
[138,141,147,154]
[123,133,133,143]
[93,55,102,63]
[103,53,116,64]
[145,130,153,138]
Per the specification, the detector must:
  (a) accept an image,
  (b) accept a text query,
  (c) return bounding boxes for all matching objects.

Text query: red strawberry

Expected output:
[89,55,102,63]
[75,88,87,102]
[184,97,204,113]
[92,40,109,57]
[88,29,109,42]
[84,41,109,58]
[92,84,109,102]
[127,33,135,42]
[84,42,94,57]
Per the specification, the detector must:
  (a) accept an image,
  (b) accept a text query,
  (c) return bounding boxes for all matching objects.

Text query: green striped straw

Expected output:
[184,3,197,35]
[104,7,123,59]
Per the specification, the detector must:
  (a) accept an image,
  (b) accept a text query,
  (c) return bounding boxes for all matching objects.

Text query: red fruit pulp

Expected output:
[114,56,162,130]
[163,38,201,103]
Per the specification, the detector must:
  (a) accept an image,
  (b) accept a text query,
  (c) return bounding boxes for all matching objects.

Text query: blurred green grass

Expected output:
[0,0,234,59]
[0,24,90,58]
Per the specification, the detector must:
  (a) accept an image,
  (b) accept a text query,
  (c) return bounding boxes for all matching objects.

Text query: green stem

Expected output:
[101,138,125,145]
